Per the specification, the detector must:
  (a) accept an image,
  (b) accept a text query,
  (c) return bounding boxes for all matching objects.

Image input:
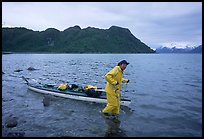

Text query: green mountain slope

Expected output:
[2,26,155,53]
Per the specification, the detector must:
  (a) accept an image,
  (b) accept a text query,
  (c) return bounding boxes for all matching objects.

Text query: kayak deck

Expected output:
[27,84,131,106]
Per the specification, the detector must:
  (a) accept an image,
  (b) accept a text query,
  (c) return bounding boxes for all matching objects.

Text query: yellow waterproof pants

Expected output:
[102,93,120,115]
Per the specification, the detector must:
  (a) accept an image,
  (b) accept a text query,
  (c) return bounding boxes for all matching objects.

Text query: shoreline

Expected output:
[2,52,201,55]
[2,52,157,54]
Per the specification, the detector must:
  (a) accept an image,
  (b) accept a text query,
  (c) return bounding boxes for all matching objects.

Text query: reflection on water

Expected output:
[103,116,127,137]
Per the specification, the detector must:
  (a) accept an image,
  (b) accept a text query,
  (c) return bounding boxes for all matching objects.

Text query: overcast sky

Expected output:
[2,2,202,49]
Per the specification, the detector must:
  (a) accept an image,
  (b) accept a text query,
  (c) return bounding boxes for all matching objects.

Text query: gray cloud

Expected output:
[2,2,202,48]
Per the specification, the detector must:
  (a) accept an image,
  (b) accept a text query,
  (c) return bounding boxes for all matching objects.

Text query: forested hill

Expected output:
[2,26,155,53]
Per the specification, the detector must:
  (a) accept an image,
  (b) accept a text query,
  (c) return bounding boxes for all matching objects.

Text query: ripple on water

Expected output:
[2,54,202,137]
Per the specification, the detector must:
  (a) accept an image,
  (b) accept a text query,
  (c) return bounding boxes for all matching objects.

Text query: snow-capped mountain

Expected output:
[155,45,202,53]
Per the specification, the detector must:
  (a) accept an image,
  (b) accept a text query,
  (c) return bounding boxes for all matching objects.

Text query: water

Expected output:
[2,54,202,137]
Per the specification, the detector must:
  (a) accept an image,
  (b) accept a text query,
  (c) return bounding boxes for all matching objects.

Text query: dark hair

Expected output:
[117,60,129,66]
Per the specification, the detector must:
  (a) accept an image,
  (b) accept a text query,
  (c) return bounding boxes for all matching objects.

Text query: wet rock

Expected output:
[2,98,6,102]
[6,132,25,137]
[2,98,14,102]
[2,128,8,137]
[5,117,18,128]
[14,69,23,72]
[70,110,75,113]
[27,67,38,71]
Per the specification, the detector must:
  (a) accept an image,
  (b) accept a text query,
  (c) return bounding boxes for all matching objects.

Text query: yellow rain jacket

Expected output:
[102,66,129,115]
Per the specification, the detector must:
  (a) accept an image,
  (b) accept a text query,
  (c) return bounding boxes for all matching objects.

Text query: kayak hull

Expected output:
[28,85,131,107]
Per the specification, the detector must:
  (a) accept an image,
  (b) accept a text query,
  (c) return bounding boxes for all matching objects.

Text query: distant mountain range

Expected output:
[155,45,202,53]
[2,26,155,53]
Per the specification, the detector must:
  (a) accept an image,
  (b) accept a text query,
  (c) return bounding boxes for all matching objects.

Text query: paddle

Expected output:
[22,76,42,85]
[22,76,29,85]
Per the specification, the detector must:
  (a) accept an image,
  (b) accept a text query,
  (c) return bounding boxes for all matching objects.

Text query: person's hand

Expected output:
[115,84,120,90]
[115,89,120,97]
[116,92,120,97]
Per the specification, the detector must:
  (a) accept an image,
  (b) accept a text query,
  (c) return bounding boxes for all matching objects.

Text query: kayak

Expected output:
[27,84,131,106]
[22,77,131,106]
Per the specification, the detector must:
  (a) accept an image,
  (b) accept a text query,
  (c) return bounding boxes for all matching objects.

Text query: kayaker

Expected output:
[102,60,129,118]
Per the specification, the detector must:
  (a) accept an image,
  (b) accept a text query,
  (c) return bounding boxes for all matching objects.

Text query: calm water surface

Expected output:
[2,54,202,137]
